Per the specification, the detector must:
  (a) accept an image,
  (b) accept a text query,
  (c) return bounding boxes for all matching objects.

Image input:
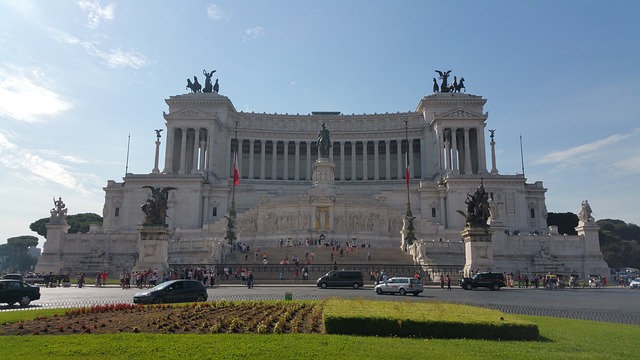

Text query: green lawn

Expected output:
[0,301,638,359]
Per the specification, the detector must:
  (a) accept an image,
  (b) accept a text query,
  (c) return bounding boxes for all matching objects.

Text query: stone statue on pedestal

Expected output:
[50,196,68,225]
[141,186,176,225]
[317,123,331,158]
[456,183,490,227]
[578,200,594,223]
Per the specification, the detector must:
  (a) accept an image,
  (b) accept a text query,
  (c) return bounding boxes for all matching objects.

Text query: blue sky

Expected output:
[1,1,639,246]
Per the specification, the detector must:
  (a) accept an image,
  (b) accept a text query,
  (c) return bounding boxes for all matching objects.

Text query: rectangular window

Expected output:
[212,207,217,217]
[114,207,120,217]
[431,208,437,217]
[530,208,535,218]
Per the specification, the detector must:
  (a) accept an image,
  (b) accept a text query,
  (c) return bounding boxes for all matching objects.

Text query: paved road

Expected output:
[4,283,640,324]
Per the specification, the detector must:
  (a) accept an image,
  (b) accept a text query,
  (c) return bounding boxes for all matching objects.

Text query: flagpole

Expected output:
[226,120,239,246]
[231,120,239,210]
[403,120,415,248]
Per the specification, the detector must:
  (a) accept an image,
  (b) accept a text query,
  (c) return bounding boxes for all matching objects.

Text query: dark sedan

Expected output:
[0,279,41,306]
[133,279,208,304]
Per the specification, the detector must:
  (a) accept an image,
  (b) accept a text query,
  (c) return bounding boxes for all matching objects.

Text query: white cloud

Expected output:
[243,26,265,41]
[104,48,149,69]
[0,67,72,123]
[613,154,640,174]
[78,1,115,29]
[53,31,149,69]
[206,4,230,21]
[0,133,90,193]
[534,130,639,165]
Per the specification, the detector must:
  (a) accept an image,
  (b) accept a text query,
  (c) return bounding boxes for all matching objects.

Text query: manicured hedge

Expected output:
[323,300,539,340]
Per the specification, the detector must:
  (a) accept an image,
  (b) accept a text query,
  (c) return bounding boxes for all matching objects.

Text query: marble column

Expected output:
[248,139,255,179]
[260,140,266,179]
[179,127,188,174]
[271,141,277,180]
[374,140,380,180]
[362,141,368,181]
[385,140,391,180]
[396,139,403,180]
[351,141,356,181]
[464,128,472,175]
[163,126,175,173]
[451,127,459,175]
[283,141,289,180]
[191,128,200,174]
[294,141,300,180]
[340,142,345,181]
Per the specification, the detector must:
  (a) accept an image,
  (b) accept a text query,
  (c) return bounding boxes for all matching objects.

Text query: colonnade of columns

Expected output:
[439,126,487,175]
[232,138,421,182]
[163,127,210,175]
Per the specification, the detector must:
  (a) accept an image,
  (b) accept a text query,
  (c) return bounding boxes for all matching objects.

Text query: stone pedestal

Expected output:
[133,225,171,275]
[462,226,495,277]
[34,222,70,274]
[575,221,609,276]
[309,158,336,197]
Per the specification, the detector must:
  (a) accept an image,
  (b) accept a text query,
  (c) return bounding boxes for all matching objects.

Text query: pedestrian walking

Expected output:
[247,271,254,289]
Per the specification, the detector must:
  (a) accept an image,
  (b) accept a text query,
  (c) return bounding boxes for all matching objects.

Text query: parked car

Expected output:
[459,272,505,291]
[316,270,364,289]
[1,274,23,281]
[629,278,640,289]
[0,279,41,306]
[374,277,423,296]
[133,280,208,304]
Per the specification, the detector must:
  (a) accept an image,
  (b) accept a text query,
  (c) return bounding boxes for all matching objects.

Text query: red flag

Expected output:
[233,152,240,187]
[405,151,410,186]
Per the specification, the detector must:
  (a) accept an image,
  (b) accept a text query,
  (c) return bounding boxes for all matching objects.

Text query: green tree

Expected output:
[29,213,103,238]
[546,212,578,235]
[0,235,39,273]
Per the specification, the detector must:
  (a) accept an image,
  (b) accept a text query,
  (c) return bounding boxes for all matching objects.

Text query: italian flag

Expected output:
[405,150,410,187]
[233,152,240,187]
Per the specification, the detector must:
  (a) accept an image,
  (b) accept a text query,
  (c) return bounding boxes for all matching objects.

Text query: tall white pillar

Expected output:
[306,141,311,180]
[248,139,255,179]
[445,136,451,175]
[408,138,414,179]
[385,140,391,180]
[294,141,300,180]
[260,140,266,179]
[199,138,206,173]
[478,126,488,174]
[464,128,472,175]
[362,141,368,180]
[271,141,277,180]
[374,140,380,180]
[179,127,188,174]
[237,138,243,179]
[351,141,356,181]
[340,142,346,181]
[163,126,175,173]
[191,128,200,174]
[396,139,403,180]
[451,128,459,175]
[283,141,289,180]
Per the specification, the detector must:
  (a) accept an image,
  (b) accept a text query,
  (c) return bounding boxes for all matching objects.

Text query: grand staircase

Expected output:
[218,244,419,283]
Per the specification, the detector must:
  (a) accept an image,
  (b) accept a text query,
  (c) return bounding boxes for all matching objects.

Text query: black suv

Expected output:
[459,272,505,291]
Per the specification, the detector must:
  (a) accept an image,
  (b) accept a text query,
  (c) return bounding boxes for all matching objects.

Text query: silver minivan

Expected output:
[374,277,423,296]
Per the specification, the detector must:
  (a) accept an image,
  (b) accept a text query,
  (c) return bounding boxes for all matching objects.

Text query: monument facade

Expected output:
[36,72,609,278]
